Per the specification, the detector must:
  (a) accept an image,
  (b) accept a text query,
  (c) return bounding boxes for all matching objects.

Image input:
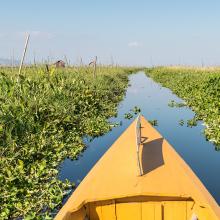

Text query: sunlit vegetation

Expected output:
[124,106,141,119]
[124,112,133,119]
[179,119,185,126]
[149,119,158,126]
[146,66,220,150]
[168,100,186,108]
[0,65,138,219]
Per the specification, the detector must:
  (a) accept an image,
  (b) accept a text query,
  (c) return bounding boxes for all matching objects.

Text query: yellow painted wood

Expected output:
[100,200,116,220]
[55,116,220,220]
[155,202,162,220]
[116,202,141,220]
[163,201,187,220]
[186,201,195,219]
[141,202,155,219]
[89,202,102,220]
[194,204,215,220]
[83,200,220,220]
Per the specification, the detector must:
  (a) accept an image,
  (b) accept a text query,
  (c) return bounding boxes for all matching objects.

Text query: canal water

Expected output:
[59,71,220,204]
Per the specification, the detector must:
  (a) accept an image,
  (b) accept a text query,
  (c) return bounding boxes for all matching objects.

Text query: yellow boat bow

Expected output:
[55,115,220,220]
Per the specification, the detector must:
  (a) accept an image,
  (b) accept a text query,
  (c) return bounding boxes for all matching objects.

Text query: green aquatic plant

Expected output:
[124,106,141,119]
[145,66,220,148]
[124,112,133,119]
[131,106,141,114]
[0,66,138,219]
[179,119,185,126]
[187,118,198,127]
[168,100,186,108]
[149,119,158,126]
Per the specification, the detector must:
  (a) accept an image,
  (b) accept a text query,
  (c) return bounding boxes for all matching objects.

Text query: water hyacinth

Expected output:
[145,66,220,150]
[0,66,139,219]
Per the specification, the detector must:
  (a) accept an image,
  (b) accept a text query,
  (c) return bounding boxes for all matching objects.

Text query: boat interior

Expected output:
[67,195,216,220]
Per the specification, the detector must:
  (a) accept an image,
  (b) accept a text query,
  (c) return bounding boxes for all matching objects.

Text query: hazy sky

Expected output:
[1,0,220,66]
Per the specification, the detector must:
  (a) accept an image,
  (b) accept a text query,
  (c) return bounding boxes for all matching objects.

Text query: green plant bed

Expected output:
[0,66,138,219]
[145,66,220,150]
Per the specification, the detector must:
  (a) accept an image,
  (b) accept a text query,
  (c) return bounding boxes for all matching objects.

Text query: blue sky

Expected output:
[1,0,220,66]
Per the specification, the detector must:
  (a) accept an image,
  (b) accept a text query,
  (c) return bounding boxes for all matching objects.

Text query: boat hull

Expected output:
[55,116,220,220]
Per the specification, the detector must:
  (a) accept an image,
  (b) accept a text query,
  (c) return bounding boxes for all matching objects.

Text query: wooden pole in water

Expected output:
[18,34,30,75]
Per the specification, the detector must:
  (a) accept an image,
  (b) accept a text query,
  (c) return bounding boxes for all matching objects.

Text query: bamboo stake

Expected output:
[64,55,69,66]
[93,56,97,78]
[80,57,83,66]
[33,51,36,66]
[88,56,97,78]
[18,34,30,76]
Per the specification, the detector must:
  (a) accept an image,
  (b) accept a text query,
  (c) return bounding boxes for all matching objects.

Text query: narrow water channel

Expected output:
[59,71,220,204]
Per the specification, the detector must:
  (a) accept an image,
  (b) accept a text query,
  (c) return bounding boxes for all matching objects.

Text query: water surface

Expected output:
[59,71,220,204]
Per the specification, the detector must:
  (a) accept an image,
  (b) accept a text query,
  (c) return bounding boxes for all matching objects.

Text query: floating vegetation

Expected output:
[187,118,198,127]
[124,112,133,119]
[131,106,141,114]
[168,100,186,108]
[110,121,122,128]
[145,67,220,148]
[124,106,141,120]
[179,119,185,126]
[0,66,138,219]
[149,119,158,126]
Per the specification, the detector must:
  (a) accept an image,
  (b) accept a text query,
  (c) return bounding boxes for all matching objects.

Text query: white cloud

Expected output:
[128,41,142,47]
